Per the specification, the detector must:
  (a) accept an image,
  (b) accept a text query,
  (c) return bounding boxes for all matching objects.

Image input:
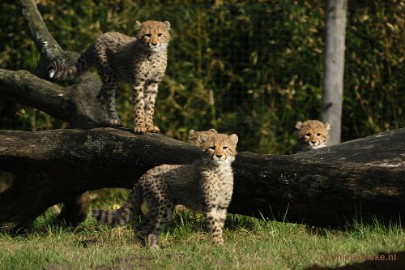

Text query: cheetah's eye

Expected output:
[209,146,216,150]
[317,133,321,136]
[305,133,311,137]
[158,33,162,37]
[223,146,228,150]
[145,33,152,37]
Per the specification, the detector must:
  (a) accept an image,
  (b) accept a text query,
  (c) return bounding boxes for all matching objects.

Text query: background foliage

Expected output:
[1,0,404,154]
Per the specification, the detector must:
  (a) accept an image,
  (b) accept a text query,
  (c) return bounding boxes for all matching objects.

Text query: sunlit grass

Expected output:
[1,202,404,270]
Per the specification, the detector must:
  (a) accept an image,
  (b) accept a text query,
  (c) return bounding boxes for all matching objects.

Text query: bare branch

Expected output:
[17,0,66,76]
[0,68,108,128]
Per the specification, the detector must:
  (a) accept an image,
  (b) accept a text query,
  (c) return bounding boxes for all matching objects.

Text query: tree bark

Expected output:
[0,0,111,227]
[322,0,348,145]
[1,127,404,229]
[2,0,110,128]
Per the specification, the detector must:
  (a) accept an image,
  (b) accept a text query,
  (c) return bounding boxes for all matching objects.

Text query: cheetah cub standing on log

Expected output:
[49,20,171,134]
[295,120,331,152]
[93,129,238,248]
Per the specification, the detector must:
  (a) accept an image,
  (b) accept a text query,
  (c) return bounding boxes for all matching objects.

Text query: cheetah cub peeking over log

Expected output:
[49,20,171,134]
[295,120,331,152]
[93,129,238,248]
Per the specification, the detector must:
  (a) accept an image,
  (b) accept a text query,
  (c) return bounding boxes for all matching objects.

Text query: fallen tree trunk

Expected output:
[1,127,404,229]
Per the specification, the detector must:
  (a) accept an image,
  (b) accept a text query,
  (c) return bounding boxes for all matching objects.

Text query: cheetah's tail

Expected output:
[92,185,142,226]
[48,45,94,81]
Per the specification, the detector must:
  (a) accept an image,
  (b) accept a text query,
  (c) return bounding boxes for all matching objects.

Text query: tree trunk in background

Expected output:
[322,0,348,145]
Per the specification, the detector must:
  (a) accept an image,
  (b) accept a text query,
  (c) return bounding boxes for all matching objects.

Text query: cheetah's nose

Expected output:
[216,154,223,158]
[311,141,317,145]
[151,42,158,46]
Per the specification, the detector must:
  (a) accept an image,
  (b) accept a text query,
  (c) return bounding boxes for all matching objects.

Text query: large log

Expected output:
[1,127,404,229]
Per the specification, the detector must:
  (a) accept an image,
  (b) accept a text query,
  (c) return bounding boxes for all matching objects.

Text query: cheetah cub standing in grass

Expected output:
[295,120,331,152]
[93,129,238,248]
[49,20,171,134]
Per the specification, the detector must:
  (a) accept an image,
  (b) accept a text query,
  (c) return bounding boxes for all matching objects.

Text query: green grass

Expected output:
[0,203,404,270]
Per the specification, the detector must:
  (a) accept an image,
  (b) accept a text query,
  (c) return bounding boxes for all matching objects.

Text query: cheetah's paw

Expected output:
[146,125,160,133]
[133,126,147,134]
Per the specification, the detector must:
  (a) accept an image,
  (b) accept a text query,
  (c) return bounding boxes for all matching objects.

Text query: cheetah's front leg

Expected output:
[204,206,225,245]
[144,81,160,133]
[132,81,147,134]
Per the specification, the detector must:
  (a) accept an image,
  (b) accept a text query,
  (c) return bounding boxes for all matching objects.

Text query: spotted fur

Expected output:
[49,20,171,134]
[295,120,331,152]
[93,129,238,248]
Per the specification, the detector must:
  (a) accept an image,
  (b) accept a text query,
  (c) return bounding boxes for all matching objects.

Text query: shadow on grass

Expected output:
[307,251,405,270]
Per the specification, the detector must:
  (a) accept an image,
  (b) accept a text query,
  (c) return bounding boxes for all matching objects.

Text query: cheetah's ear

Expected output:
[325,122,331,130]
[164,21,171,30]
[199,134,208,143]
[188,129,197,142]
[135,21,142,31]
[189,129,196,136]
[229,134,238,146]
[295,121,303,130]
